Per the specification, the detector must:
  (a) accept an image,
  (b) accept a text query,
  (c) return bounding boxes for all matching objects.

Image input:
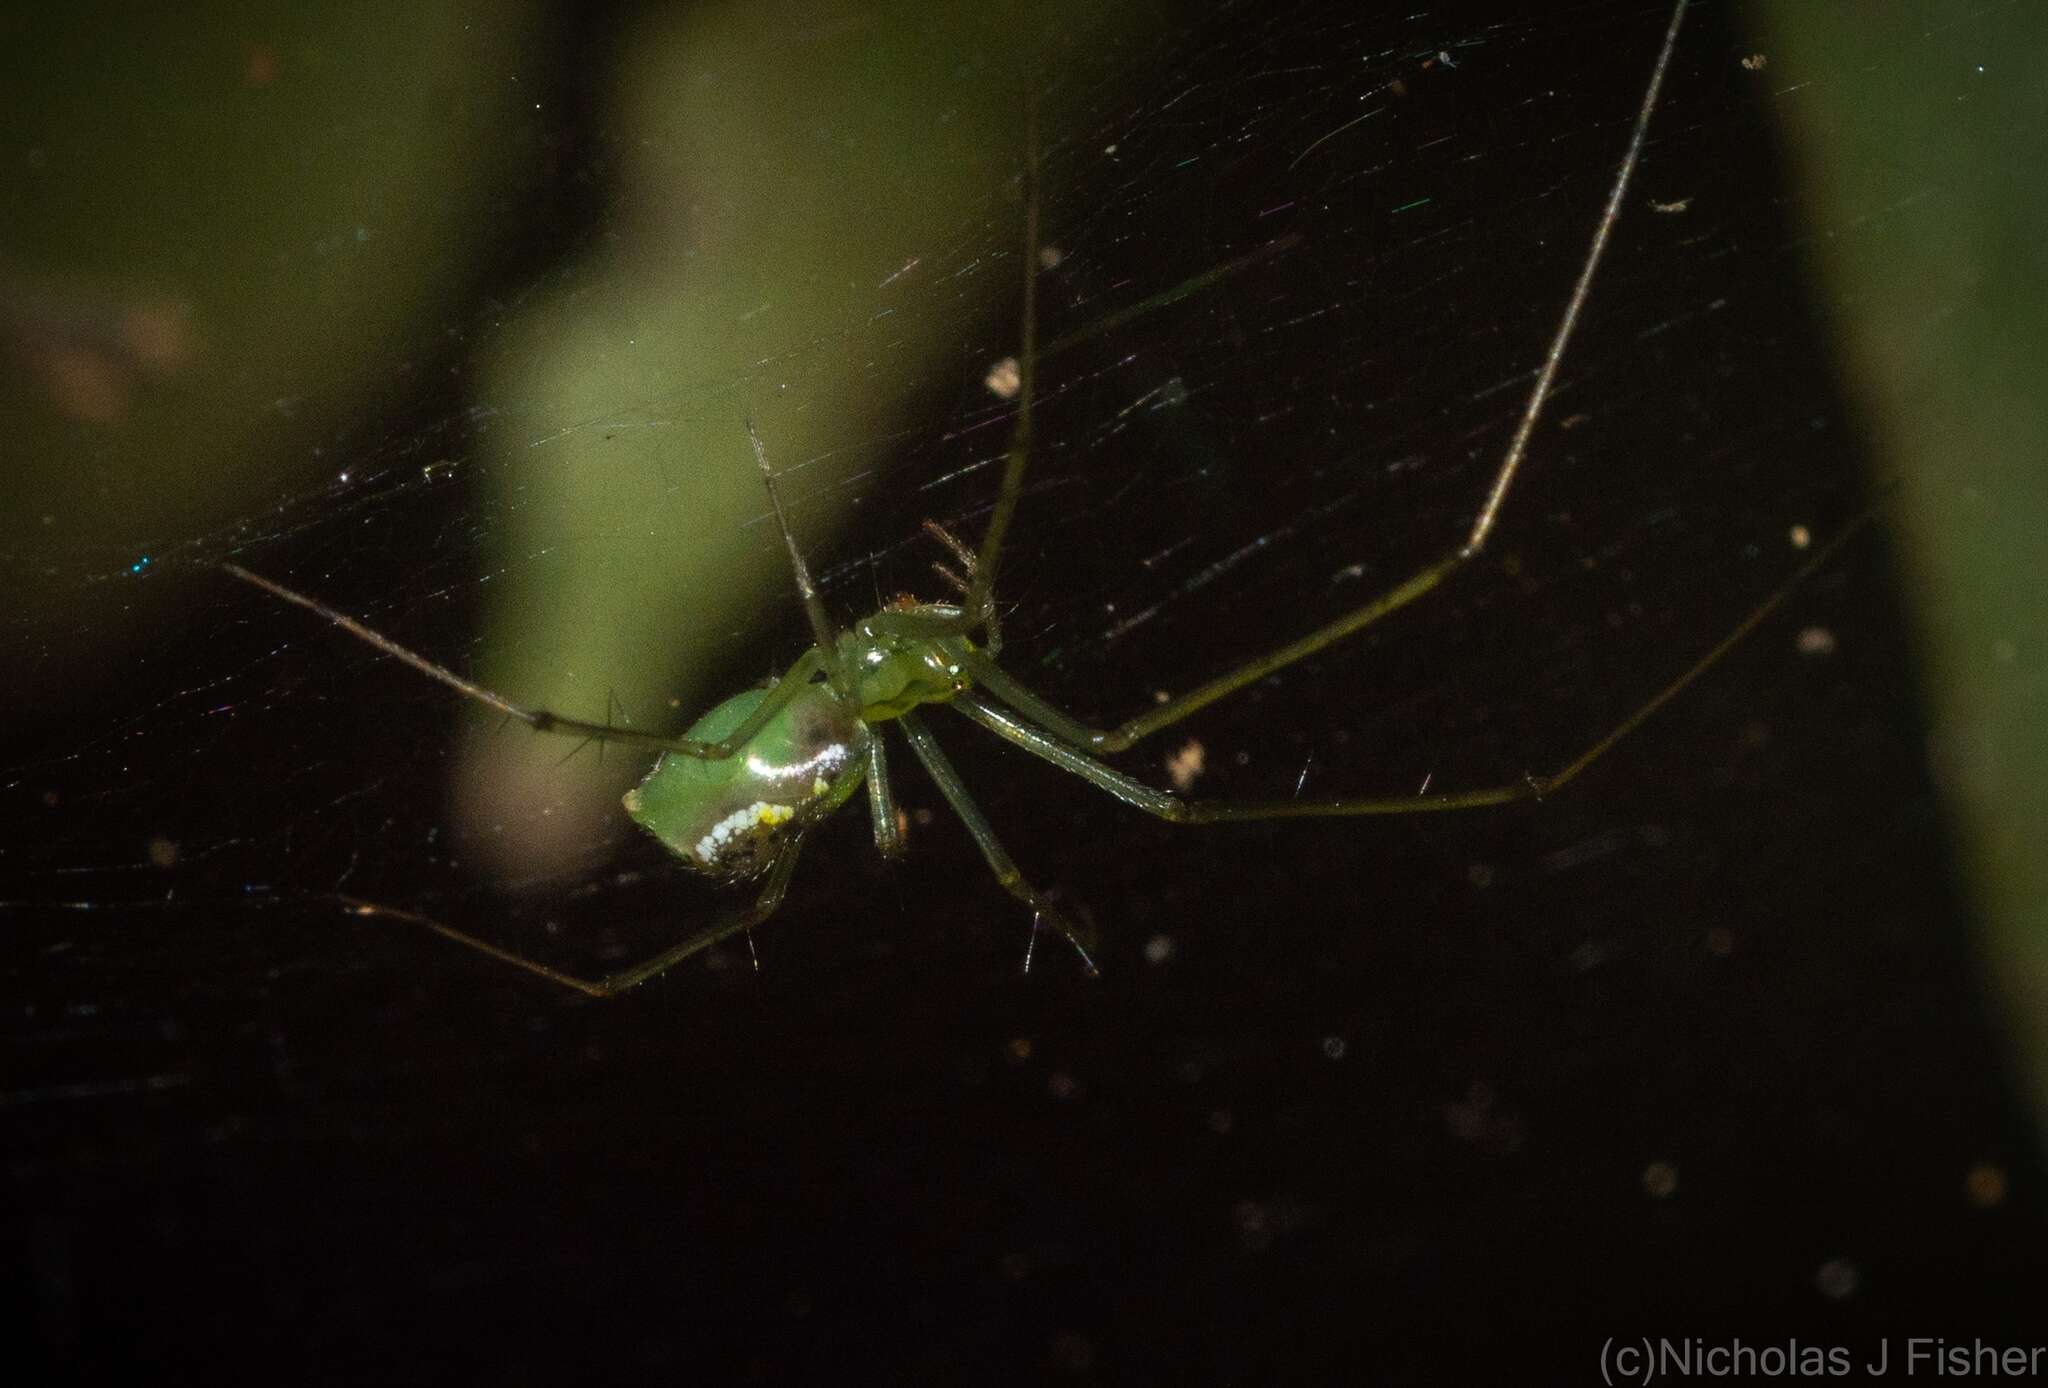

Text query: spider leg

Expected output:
[896,710,1098,975]
[959,98,1039,634]
[222,562,822,760]
[951,0,1691,754]
[951,565,1460,754]
[948,503,1875,821]
[746,418,840,654]
[336,833,806,997]
[866,734,905,860]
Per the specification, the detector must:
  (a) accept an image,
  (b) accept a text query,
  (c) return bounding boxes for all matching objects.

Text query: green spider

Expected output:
[222,0,1858,996]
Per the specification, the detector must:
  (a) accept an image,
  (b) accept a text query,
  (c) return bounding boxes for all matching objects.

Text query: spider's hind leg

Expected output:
[337,832,807,997]
[220,561,747,760]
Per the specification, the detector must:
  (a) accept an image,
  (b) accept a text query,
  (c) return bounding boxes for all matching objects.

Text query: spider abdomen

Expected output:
[622,684,869,881]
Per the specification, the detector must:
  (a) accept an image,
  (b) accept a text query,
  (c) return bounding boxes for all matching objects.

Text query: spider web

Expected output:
[6,0,1865,983]
[13,4,2045,1382]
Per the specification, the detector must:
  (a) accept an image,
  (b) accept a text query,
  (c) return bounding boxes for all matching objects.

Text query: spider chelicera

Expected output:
[222,0,1863,996]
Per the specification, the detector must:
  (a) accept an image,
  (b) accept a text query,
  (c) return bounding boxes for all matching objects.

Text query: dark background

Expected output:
[6,1,2041,1381]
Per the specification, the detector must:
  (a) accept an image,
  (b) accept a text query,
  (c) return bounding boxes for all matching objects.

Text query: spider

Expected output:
[221,0,1861,997]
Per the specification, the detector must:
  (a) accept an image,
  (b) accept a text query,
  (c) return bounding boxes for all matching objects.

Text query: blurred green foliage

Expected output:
[1761,0,2048,1132]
